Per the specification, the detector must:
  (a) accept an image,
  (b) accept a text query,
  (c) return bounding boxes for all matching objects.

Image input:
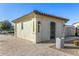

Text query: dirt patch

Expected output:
[49,44,79,56]
[0,34,72,56]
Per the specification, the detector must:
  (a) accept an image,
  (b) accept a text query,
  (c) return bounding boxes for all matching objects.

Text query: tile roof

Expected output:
[13,10,69,23]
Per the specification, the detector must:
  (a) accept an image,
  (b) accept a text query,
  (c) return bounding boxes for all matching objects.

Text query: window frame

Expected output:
[38,21,41,32]
[33,21,34,32]
[21,22,23,30]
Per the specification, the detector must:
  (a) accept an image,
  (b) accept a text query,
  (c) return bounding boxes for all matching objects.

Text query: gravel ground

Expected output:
[50,44,79,56]
[0,34,72,56]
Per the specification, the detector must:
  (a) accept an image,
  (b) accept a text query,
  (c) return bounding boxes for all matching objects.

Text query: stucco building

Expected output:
[73,22,79,36]
[73,22,79,28]
[13,10,69,43]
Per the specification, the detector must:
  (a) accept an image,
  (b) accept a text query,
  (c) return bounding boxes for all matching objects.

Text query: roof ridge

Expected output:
[13,10,69,23]
[32,10,69,21]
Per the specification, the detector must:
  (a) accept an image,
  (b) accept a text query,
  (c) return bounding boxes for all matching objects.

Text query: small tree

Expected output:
[0,20,12,30]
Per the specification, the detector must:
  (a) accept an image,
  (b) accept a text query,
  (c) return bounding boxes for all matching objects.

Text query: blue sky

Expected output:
[0,3,79,25]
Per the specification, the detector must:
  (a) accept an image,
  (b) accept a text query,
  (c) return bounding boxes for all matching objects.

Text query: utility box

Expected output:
[56,37,64,49]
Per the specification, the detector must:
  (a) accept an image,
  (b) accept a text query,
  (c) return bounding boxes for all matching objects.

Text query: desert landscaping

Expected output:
[0,34,79,56]
[0,3,79,56]
[0,34,73,56]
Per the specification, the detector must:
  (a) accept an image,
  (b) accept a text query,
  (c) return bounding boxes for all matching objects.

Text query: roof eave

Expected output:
[12,10,69,23]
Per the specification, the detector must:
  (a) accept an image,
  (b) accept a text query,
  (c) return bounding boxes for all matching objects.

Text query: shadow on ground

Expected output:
[64,46,79,49]
[37,40,56,44]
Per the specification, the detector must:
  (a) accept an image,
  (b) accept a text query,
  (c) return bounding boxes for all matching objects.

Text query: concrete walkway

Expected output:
[0,34,72,56]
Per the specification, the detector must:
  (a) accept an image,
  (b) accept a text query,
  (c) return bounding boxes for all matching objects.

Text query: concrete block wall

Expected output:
[65,25,75,36]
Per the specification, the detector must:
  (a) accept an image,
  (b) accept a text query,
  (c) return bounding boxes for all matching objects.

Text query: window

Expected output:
[38,21,41,32]
[21,22,23,30]
[33,21,34,32]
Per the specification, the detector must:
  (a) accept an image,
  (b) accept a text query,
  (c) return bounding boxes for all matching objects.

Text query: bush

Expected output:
[0,20,14,34]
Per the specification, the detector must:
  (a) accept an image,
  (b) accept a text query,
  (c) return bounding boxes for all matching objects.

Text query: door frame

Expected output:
[50,22,56,39]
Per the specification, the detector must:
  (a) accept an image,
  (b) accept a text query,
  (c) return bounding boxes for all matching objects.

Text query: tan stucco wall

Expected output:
[16,17,37,43]
[36,14,65,23]
[36,18,50,42]
[15,14,66,43]
[55,23,65,37]
[36,15,65,42]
